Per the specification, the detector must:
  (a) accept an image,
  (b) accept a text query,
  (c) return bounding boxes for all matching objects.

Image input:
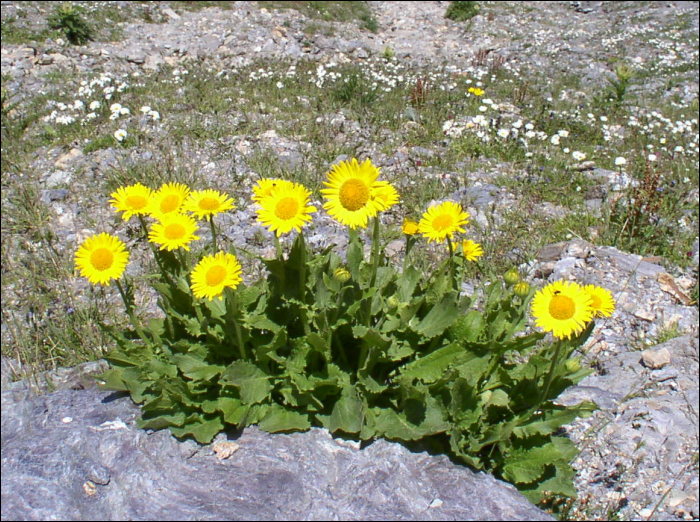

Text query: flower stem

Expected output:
[369,216,381,289]
[208,215,218,251]
[298,233,310,336]
[115,279,148,342]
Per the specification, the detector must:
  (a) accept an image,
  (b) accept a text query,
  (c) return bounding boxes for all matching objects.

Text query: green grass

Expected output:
[258,1,378,32]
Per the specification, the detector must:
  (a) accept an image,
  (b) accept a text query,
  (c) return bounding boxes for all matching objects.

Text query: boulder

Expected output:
[1,388,553,521]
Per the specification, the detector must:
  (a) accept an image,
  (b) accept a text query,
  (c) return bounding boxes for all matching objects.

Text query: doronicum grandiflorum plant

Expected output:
[76,157,615,505]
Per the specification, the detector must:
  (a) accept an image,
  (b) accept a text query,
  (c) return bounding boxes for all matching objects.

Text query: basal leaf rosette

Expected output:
[190,251,242,300]
[321,158,394,229]
[531,280,594,340]
[148,182,191,220]
[583,284,616,318]
[418,201,470,243]
[256,181,318,236]
[148,213,200,251]
[184,189,235,219]
[75,232,129,286]
[109,183,154,221]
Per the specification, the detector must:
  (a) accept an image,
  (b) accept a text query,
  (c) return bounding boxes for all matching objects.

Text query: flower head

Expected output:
[418,201,470,243]
[321,158,388,229]
[256,182,317,236]
[583,284,616,318]
[148,183,191,219]
[190,252,242,300]
[110,183,154,221]
[75,232,129,286]
[372,182,400,212]
[460,240,483,261]
[114,129,127,142]
[184,189,235,219]
[402,219,420,235]
[252,178,295,204]
[148,213,200,251]
[531,280,594,340]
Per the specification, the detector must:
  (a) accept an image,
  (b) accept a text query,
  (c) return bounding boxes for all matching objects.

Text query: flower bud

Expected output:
[387,296,399,309]
[333,267,351,283]
[565,358,581,373]
[513,281,530,297]
[504,268,520,286]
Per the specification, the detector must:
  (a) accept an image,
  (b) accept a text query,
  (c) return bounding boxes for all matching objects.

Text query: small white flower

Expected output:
[600,116,608,122]
[497,128,509,138]
[557,129,569,138]
[89,101,101,110]
[119,107,130,115]
[276,81,284,89]
[110,103,122,113]
[614,157,627,166]
[674,146,684,153]
[479,105,488,112]
[525,122,534,130]
[550,134,561,145]
[148,110,160,121]
[114,129,128,142]
[140,106,152,113]
[648,153,657,162]
[572,151,586,161]
[563,147,570,154]
[512,120,523,129]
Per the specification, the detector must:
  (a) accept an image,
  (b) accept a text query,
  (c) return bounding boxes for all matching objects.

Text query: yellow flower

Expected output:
[372,182,400,212]
[583,284,616,318]
[252,178,294,204]
[402,219,419,235]
[184,189,235,219]
[148,213,200,251]
[256,182,317,236]
[75,232,129,286]
[418,201,470,243]
[333,267,351,283]
[530,280,594,340]
[148,182,190,219]
[190,251,242,300]
[461,240,483,261]
[468,87,485,96]
[321,158,388,229]
[109,183,153,221]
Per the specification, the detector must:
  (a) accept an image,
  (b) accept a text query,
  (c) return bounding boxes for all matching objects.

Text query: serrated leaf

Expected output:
[96,368,129,391]
[169,415,224,444]
[400,343,465,383]
[410,295,460,339]
[371,396,449,440]
[502,443,564,485]
[221,360,272,404]
[329,386,364,434]
[258,404,311,433]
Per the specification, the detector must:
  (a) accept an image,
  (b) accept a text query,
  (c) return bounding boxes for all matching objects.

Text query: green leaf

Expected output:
[410,295,460,339]
[371,396,449,440]
[221,361,272,404]
[96,368,129,391]
[400,343,465,383]
[502,443,564,485]
[329,386,364,434]
[258,404,311,432]
[138,410,187,431]
[169,414,224,444]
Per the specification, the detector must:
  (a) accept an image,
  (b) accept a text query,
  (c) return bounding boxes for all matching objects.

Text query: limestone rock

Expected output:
[1,388,553,521]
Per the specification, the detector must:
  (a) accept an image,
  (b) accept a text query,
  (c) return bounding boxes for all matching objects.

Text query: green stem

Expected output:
[225,290,248,360]
[298,233,310,336]
[115,279,148,342]
[369,216,381,289]
[208,215,218,251]
[274,234,283,260]
[539,339,564,406]
[138,215,170,281]
[447,237,457,290]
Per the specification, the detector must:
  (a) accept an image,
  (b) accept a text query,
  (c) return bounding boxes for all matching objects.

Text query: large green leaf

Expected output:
[410,295,460,339]
[399,343,465,383]
[169,414,224,444]
[221,360,272,404]
[258,404,311,432]
[329,386,364,434]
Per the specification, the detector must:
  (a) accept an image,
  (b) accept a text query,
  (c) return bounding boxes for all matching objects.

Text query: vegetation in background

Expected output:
[47,2,93,45]
[445,1,480,22]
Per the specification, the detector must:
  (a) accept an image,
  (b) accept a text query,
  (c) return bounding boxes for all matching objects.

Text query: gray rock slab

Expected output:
[1,388,554,521]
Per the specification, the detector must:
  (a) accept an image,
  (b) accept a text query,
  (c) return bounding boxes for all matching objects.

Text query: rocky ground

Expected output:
[1,1,699,521]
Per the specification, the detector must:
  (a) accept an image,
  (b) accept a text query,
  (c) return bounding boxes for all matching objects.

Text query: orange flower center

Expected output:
[432,214,454,232]
[160,194,181,213]
[126,195,148,211]
[164,223,186,240]
[275,197,299,220]
[199,197,220,211]
[339,178,370,211]
[91,248,114,271]
[549,294,576,320]
[206,265,227,286]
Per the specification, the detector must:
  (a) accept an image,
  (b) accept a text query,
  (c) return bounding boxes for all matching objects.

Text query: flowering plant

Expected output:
[78,158,614,504]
